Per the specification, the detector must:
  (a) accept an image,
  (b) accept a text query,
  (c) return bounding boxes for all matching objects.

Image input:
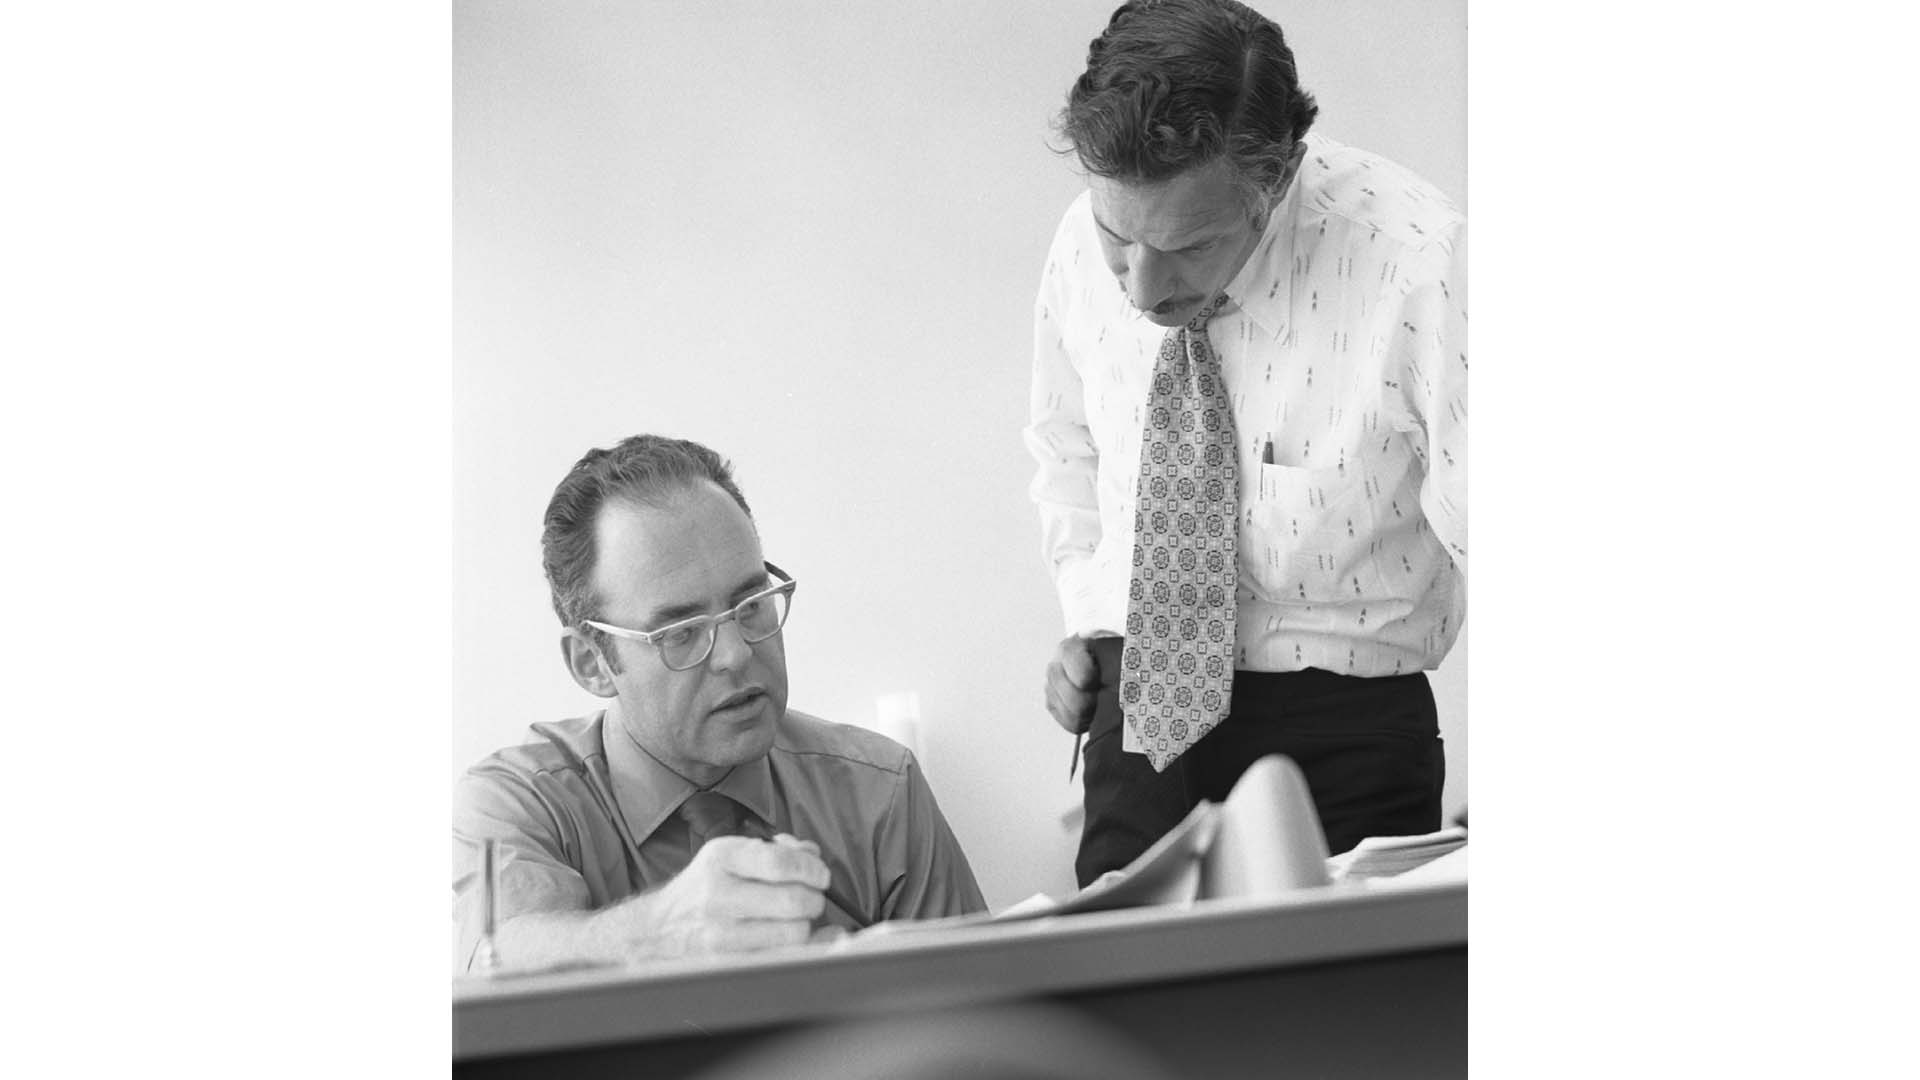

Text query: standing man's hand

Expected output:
[1045,633,1102,734]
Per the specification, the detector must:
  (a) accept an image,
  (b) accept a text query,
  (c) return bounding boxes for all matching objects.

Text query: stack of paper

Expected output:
[1378,845,1467,886]
[1326,827,1468,881]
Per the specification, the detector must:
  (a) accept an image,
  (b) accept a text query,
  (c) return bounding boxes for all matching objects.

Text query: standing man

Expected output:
[1026,0,1467,885]
[453,435,984,971]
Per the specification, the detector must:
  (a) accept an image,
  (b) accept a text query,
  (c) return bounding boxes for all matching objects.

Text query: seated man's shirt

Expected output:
[451,709,986,971]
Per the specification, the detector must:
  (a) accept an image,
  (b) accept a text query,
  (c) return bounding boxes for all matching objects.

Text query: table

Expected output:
[453,877,1465,1078]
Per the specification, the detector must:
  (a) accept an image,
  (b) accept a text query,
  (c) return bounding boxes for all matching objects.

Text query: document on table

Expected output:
[1327,826,1468,881]
[1013,798,1220,918]
[840,801,1221,945]
[840,756,1466,947]
[1373,844,1467,886]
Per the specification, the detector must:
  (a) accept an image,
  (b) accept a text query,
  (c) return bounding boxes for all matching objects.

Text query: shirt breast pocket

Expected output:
[1244,436,1411,606]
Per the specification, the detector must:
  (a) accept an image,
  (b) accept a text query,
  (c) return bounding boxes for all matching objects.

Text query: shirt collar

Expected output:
[1220,145,1310,342]
[600,708,780,844]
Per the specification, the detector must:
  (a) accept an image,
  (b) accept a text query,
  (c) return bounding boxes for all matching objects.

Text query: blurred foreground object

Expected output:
[691,1002,1177,1080]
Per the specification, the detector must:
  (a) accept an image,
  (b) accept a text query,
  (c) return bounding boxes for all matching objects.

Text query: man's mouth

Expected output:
[711,688,765,716]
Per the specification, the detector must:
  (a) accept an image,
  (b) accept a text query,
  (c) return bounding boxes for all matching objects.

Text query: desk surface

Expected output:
[453,877,1466,1064]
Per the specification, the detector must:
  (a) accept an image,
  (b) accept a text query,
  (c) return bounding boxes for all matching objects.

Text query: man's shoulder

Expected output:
[1052,187,1094,229]
[460,713,607,789]
[1044,189,1100,262]
[1296,134,1463,250]
[771,708,913,777]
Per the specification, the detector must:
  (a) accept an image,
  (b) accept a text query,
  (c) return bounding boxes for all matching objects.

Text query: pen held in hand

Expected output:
[759,829,872,931]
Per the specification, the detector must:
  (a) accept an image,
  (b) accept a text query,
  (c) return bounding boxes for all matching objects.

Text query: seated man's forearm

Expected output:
[485,852,823,969]
[490,894,665,970]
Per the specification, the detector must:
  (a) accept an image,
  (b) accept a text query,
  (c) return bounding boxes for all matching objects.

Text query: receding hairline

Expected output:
[582,479,765,626]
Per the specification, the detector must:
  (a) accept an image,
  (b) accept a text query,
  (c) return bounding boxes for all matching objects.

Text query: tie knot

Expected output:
[1187,291,1230,330]
[679,791,744,847]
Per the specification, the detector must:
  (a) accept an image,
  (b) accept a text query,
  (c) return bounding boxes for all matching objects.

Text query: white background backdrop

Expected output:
[454,0,1467,909]
[18,1,1914,1073]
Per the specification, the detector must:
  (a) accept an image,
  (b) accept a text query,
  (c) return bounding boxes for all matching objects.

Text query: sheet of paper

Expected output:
[994,891,1064,919]
[1348,826,1467,853]
[1040,799,1217,916]
[834,801,1220,949]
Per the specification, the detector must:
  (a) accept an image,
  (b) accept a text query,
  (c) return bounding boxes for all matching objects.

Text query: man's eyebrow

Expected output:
[641,568,769,627]
[641,599,708,627]
[1090,209,1128,242]
[1090,209,1221,252]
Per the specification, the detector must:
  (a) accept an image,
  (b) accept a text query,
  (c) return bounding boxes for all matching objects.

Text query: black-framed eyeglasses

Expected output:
[583,562,797,672]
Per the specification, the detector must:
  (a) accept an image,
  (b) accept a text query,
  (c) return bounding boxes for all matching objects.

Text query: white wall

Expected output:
[454,0,1466,909]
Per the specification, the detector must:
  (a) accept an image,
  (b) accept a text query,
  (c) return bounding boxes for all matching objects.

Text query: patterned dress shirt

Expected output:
[1025,134,1468,676]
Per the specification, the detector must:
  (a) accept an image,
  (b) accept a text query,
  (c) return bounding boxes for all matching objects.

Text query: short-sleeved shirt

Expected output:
[451,708,986,971]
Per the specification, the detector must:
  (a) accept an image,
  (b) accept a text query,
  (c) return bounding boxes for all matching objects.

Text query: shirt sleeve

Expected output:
[875,753,988,920]
[1389,222,1469,578]
[451,767,593,973]
[1022,219,1108,632]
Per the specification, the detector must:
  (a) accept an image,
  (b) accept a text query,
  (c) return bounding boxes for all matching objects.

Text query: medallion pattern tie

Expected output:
[1119,294,1239,772]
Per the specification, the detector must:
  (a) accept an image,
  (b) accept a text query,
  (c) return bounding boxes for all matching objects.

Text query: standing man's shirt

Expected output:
[1026,134,1468,677]
[451,708,985,971]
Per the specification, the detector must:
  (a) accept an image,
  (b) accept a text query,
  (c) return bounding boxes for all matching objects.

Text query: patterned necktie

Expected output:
[679,790,747,853]
[1119,293,1238,772]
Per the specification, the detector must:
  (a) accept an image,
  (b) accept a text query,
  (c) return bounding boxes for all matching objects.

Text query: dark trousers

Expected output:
[1076,636,1445,887]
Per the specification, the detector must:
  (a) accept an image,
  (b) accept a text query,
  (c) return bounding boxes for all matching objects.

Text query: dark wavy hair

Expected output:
[541,435,753,654]
[1056,0,1319,212]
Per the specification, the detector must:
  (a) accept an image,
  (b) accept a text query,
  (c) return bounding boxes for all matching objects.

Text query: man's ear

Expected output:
[1277,139,1307,194]
[561,631,618,698]
[1253,142,1308,235]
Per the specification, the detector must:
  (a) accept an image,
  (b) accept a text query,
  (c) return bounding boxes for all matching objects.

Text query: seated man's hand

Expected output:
[626,833,830,960]
[1044,634,1101,735]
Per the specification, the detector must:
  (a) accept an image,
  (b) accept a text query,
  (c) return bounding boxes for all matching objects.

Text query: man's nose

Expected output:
[705,618,753,671]
[1123,247,1175,313]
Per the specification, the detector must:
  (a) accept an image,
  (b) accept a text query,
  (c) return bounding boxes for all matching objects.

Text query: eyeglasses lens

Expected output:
[660,590,790,670]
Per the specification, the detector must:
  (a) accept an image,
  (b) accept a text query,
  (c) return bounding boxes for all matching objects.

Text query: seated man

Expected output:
[453,434,986,972]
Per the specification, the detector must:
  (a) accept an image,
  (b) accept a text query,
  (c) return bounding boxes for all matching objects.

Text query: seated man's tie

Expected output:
[679,790,748,852]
